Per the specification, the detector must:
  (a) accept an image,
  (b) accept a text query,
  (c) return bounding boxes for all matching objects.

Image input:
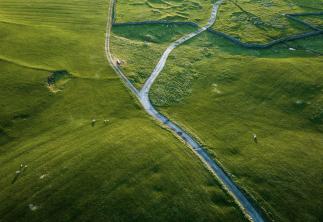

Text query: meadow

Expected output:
[150,31,323,221]
[111,24,197,88]
[213,0,323,43]
[299,15,323,29]
[114,0,213,26]
[109,1,323,221]
[0,0,246,221]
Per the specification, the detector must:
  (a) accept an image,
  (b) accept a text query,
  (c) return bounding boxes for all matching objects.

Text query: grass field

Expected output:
[111,24,197,88]
[109,1,323,220]
[150,31,323,221]
[299,14,323,29]
[213,0,323,43]
[0,0,247,221]
[114,0,213,26]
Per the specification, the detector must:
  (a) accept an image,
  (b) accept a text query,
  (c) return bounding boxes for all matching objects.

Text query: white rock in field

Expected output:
[289,47,296,51]
[29,204,39,211]
[40,174,48,179]
[295,100,304,105]
[212,83,221,94]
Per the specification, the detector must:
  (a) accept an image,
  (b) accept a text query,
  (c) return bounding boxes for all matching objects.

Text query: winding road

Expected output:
[105,0,265,221]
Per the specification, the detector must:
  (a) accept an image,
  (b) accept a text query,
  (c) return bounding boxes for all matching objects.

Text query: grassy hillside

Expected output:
[299,15,323,29]
[111,24,197,88]
[110,1,323,221]
[0,0,246,221]
[150,32,323,221]
[214,0,323,43]
[115,0,213,25]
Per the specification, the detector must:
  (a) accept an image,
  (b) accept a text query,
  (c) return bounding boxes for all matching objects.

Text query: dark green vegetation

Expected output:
[214,0,323,43]
[150,30,323,222]
[0,0,247,222]
[115,0,213,25]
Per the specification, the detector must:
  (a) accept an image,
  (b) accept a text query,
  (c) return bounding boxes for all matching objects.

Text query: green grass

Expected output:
[111,24,197,88]
[298,14,323,29]
[0,0,247,221]
[213,0,323,43]
[115,0,214,26]
[108,1,323,221]
[150,32,323,222]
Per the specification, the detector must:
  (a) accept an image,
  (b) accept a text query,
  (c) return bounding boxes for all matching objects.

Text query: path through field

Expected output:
[105,0,265,221]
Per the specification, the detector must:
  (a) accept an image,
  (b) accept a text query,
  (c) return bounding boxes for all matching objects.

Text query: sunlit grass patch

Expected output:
[115,0,213,26]
[214,0,322,43]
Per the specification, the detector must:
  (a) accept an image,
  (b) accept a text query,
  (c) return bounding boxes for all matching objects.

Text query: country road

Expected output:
[139,2,220,100]
[105,0,265,221]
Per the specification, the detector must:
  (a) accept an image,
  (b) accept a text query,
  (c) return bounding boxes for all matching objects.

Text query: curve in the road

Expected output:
[105,1,265,221]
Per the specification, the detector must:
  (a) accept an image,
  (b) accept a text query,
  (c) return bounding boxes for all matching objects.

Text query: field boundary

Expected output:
[113,20,198,27]
[112,12,323,49]
[206,29,322,49]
